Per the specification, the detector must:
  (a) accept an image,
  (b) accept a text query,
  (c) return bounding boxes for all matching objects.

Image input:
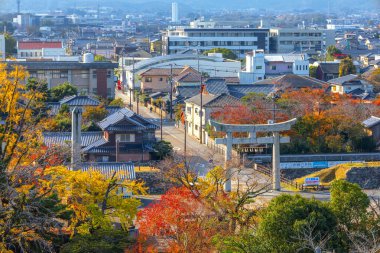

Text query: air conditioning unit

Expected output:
[267,120,274,125]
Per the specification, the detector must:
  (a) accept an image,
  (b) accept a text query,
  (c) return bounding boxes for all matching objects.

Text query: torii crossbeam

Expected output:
[209,118,297,191]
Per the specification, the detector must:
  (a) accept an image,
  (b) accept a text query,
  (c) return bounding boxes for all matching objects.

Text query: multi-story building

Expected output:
[162,27,270,58]
[0,34,5,61]
[269,28,335,53]
[17,41,66,59]
[239,50,310,83]
[6,60,118,98]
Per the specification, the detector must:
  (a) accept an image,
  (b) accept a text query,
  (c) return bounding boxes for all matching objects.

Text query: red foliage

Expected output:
[136,187,216,252]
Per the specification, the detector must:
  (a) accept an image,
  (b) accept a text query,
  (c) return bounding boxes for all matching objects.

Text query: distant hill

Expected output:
[2,0,379,13]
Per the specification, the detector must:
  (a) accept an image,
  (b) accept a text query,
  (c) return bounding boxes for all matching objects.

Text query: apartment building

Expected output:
[239,50,310,83]
[162,27,270,58]
[6,60,118,98]
[269,28,335,53]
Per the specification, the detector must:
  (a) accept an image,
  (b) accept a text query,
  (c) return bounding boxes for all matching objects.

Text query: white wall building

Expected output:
[17,41,66,59]
[171,2,179,23]
[162,27,270,59]
[120,54,241,90]
[269,28,335,53]
[239,50,310,83]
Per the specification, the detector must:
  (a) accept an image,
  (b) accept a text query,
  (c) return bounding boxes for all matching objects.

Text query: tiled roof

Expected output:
[140,68,183,76]
[98,108,158,131]
[319,63,340,74]
[224,77,240,84]
[205,78,230,95]
[18,41,62,50]
[227,84,275,98]
[176,86,200,99]
[82,138,109,152]
[185,93,216,106]
[175,71,202,83]
[203,93,242,108]
[254,74,326,89]
[81,162,136,180]
[43,132,103,148]
[328,74,359,85]
[363,116,380,128]
[60,95,100,106]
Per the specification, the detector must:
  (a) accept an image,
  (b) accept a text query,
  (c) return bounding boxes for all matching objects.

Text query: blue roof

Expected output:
[363,116,380,128]
[60,95,100,106]
[81,162,136,180]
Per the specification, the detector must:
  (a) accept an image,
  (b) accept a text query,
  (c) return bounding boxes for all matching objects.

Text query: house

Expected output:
[363,116,380,147]
[139,66,198,93]
[329,74,373,98]
[43,108,159,163]
[239,50,310,83]
[173,70,202,87]
[253,74,327,91]
[316,62,340,81]
[17,41,66,59]
[6,60,118,98]
[185,93,241,142]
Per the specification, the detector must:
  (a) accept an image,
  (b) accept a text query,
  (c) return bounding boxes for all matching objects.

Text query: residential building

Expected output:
[17,41,66,59]
[121,54,241,90]
[269,28,335,54]
[6,60,118,98]
[329,74,373,98]
[363,116,380,147]
[162,27,270,58]
[239,50,310,83]
[171,2,179,23]
[185,93,241,142]
[316,62,340,81]
[139,66,198,93]
[43,108,159,162]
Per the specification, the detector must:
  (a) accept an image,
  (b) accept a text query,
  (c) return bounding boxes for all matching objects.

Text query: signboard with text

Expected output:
[304,177,320,186]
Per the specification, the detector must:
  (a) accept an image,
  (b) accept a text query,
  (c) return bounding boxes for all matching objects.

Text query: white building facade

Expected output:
[171,2,179,23]
[0,35,5,61]
[162,27,270,58]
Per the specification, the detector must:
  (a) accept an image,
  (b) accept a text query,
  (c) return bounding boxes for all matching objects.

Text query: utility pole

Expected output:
[197,47,203,144]
[160,100,163,141]
[130,56,134,110]
[169,64,173,120]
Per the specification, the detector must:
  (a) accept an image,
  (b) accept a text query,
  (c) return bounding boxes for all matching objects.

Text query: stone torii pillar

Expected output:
[71,107,82,170]
[209,118,297,192]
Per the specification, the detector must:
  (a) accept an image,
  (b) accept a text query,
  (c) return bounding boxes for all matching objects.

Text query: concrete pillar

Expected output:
[224,131,233,192]
[71,107,82,170]
[272,131,281,191]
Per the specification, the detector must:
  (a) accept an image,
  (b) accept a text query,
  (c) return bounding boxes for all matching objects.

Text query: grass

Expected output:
[295,162,380,187]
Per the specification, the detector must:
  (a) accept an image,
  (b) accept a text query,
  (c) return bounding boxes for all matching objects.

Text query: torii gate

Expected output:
[209,118,297,191]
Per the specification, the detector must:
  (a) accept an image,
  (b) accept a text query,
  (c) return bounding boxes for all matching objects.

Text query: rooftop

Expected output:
[18,41,62,50]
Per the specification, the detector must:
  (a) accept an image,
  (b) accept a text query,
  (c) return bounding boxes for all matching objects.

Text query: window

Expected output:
[52,70,60,78]
[107,70,112,78]
[159,77,163,82]
[145,77,152,82]
[258,77,263,80]
[256,66,262,70]
[271,65,277,70]
[102,156,109,162]
[186,107,191,113]
[81,70,89,79]
[60,71,68,78]
[117,134,136,143]
[93,88,97,94]
[195,125,199,131]
[288,65,292,69]
[92,70,97,79]
[195,108,199,114]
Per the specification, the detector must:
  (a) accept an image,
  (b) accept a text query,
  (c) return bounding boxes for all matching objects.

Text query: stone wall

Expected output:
[346,167,380,189]
[281,168,323,180]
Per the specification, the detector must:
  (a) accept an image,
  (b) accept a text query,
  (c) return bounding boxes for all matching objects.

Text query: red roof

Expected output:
[18,41,63,50]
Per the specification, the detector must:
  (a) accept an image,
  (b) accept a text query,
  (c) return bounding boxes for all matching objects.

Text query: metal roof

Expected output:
[328,74,359,85]
[81,162,136,180]
[363,116,380,128]
[227,84,275,98]
[205,78,230,95]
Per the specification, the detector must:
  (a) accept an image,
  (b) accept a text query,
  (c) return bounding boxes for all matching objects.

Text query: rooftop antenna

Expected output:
[17,0,21,14]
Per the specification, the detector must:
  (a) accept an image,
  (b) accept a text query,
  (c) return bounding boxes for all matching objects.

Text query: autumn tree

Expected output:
[203,48,237,60]
[326,45,342,61]
[108,98,125,107]
[49,82,78,102]
[339,57,356,77]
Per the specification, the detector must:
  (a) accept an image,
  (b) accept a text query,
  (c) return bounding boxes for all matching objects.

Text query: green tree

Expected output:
[94,55,107,61]
[339,57,356,77]
[109,98,125,107]
[60,229,134,253]
[203,48,237,60]
[326,45,342,61]
[255,194,339,253]
[153,141,173,160]
[49,82,78,102]
[309,65,317,78]
[3,33,16,57]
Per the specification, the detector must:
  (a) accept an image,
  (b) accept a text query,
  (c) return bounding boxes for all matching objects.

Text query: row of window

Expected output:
[29,70,112,79]
[169,41,258,47]
[295,65,308,71]
[20,51,42,57]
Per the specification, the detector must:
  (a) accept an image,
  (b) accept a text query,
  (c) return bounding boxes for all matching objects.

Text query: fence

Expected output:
[205,133,239,157]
